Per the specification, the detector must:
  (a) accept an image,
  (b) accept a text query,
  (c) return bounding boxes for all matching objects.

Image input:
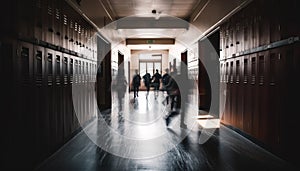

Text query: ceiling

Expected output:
[67,0,251,48]
[108,0,200,19]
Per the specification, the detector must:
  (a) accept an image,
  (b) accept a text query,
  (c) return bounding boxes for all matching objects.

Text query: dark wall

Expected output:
[0,0,101,169]
[219,0,300,164]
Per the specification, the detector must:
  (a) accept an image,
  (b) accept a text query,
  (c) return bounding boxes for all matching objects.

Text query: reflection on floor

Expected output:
[36,91,295,171]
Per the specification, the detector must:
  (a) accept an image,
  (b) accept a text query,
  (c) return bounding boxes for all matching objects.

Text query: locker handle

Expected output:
[48,28,54,32]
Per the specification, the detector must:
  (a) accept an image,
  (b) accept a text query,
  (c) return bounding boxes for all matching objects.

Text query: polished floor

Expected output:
[36,91,295,171]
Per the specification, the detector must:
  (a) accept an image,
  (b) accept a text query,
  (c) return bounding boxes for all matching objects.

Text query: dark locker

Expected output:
[85,61,89,120]
[73,21,79,53]
[74,59,81,122]
[267,50,280,151]
[44,0,55,45]
[229,60,235,126]
[14,42,35,166]
[224,61,231,125]
[54,51,63,146]
[45,48,57,151]
[62,13,69,50]
[69,57,78,133]
[250,55,259,139]
[243,55,252,134]
[33,0,45,41]
[257,52,269,142]
[33,45,50,160]
[258,14,270,46]
[69,19,75,52]
[235,59,244,130]
[62,54,70,140]
[16,0,34,40]
[81,60,86,122]
[53,0,62,47]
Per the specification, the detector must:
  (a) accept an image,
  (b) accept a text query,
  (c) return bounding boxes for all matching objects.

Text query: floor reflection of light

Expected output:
[196,114,214,119]
[197,119,220,129]
[131,122,166,140]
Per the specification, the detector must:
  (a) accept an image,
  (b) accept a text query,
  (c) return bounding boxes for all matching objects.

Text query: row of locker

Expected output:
[14,0,97,60]
[11,41,98,168]
[219,0,300,59]
[220,43,300,161]
[15,42,98,86]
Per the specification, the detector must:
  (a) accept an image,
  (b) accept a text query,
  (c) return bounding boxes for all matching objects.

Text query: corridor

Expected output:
[36,92,291,171]
[1,0,300,170]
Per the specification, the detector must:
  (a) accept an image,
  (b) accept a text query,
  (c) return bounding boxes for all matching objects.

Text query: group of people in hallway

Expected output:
[131,66,191,129]
[132,69,169,100]
[113,64,192,129]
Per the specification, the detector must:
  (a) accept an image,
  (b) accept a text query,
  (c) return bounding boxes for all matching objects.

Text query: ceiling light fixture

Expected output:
[152,9,161,20]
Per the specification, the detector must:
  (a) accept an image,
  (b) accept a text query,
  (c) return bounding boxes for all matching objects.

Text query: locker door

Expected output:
[44,0,54,44]
[257,52,269,142]
[54,51,63,145]
[53,0,62,47]
[33,45,49,160]
[235,59,244,130]
[243,55,252,134]
[250,55,259,138]
[34,0,44,40]
[15,42,34,166]
[62,13,69,50]
[45,48,56,150]
[62,54,70,140]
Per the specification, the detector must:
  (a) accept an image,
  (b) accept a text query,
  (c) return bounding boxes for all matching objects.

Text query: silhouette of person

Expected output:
[132,69,141,99]
[162,68,171,105]
[113,68,127,112]
[143,72,151,98]
[164,63,192,129]
[152,69,162,99]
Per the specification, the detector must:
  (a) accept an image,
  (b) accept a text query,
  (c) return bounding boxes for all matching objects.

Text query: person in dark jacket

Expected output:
[162,68,171,105]
[143,72,151,98]
[132,69,141,98]
[152,69,162,99]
